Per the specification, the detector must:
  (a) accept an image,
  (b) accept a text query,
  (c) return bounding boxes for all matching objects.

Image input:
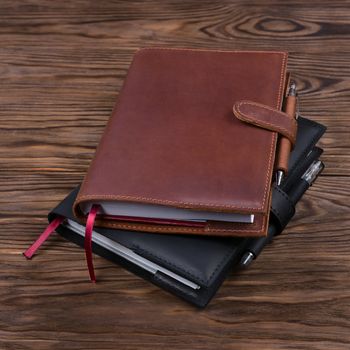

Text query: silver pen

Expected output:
[240,160,324,267]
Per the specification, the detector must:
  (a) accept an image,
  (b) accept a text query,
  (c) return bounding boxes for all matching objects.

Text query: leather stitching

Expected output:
[133,244,234,286]
[135,47,288,57]
[205,213,267,235]
[74,49,287,234]
[271,186,295,229]
[237,100,297,134]
[274,186,295,212]
[93,220,266,234]
[76,194,264,211]
[152,273,211,307]
[107,215,267,235]
[288,118,325,176]
[153,273,199,300]
[234,101,297,145]
[278,53,287,108]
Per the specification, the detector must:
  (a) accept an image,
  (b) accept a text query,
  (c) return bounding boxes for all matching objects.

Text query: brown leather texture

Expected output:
[276,95,297,173]
[74,48,288,237]
[91,211,269,237]
[284,72,291,98]
[233,100,297,146]
[276,137,292,173]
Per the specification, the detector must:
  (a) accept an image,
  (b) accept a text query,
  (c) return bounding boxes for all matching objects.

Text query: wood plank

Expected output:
[0,1,349,349]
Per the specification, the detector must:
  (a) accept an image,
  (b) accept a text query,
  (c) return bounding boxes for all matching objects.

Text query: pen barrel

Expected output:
[276,137,292,173]
[276,96,297,174]
[285,95,297,119]
[247,225,277,258]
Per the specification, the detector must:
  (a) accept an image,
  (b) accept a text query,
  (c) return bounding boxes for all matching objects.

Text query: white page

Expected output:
[65,219,201,290]
[82,201,254,224]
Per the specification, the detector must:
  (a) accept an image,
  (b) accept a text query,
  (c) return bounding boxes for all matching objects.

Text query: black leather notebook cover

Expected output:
[48,117,326,307]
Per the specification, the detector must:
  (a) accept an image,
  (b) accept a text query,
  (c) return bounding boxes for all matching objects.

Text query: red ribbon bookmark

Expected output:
[84,204,100,283]
[23,215,65,259]
[24,205,100,283]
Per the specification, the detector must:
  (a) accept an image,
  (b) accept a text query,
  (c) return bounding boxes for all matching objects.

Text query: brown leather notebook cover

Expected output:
[74,48,295,237]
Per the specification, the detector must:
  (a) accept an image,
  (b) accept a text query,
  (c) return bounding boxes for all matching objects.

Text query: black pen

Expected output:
[240,160,324,267]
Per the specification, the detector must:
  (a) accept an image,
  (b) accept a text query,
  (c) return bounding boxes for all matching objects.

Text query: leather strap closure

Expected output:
[233,100,297,147]
[270,184,295,234]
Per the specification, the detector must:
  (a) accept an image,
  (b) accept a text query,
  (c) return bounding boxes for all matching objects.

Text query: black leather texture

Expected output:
[270,185,296,232]
[285,116,326,186]
[48,116,326,308]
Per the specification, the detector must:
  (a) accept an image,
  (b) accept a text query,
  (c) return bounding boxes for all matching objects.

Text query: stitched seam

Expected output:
[271,187,295,223]
[287,149,316,181]
[77,127,275,214]
[239,101,295,121]
[288,119,325,175]
[271,205,291,232]
[134,244,234,286]
[135,245,209,284]
[284,147,321,190]
[99,222,209,232]
[95,220,265,233]
[114,225,202,232]
[274,187,294,210]
[77,49,287,218]
[205,215,267,234]
[277,53,287,108]
[152,273,198,301]
[270,207,282,225]
[236,105,295,143]
[136,47,288,56]
[153,273,211,307]
[73,50,143,215]
[239,101,298,133]
[235,102,297,143]
[77,194,259,211]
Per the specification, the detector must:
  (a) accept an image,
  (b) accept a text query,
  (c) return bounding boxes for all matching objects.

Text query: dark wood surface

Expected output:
[1,1,349,349]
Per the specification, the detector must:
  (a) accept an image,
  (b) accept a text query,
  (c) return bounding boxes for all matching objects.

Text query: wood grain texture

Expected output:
[1,1,349,349]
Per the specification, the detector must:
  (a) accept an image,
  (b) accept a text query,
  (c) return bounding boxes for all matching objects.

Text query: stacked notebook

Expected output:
[24,48,326,307]
[73,48,294,238]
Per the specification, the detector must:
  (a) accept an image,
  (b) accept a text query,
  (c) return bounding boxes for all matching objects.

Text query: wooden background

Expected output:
[1,1,349,349]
